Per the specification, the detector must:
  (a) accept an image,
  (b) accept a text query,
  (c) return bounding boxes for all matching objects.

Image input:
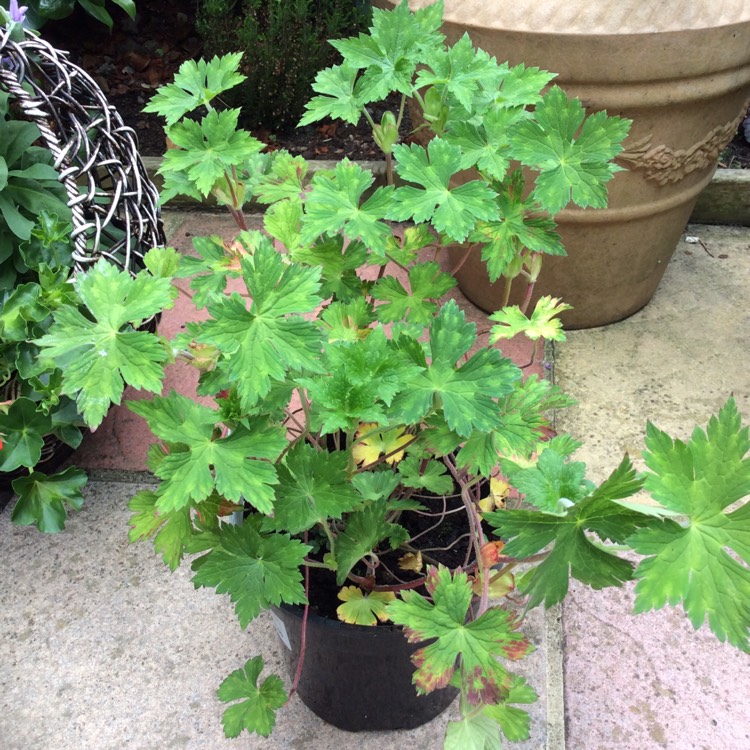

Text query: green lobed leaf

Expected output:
[128,489,194,571]
[487,455,649,608]
[217,656,287,738]
[387,566,531,702]
[264,444,362,534]
[445,713,503,750]
[468,170,565,283]
[397,455,453,495]
[483,675,538,742]
[415,33,505,113]
[128,391,285,513]
[301,160,394,254]
[144,53,247,125]
[191,516,311,629]
[35,261,177,428]
[490,296,572,342]
[509,86,631,214]
[372,261,456,326]
[628,399,750,651]
[389,139,499,242]
[196,241,324,411]
[253,152,308,205]
[391,300,521,437]
[302,326,422,434]
[10,467,87,533]
[160,109,263,197]
[299,63,365,127]
[335,499,407,585]
[293,235,369,303]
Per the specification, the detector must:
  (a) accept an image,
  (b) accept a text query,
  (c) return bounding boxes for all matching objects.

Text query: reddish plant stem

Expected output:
[519,278,536,317]
[443,455,490,615]
[451,243,474,276]
[287,533,310,701]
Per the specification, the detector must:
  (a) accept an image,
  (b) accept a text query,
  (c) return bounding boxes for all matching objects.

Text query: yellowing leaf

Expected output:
[352,423,412,466]
[336,586,395,626]
[471,570,516,599]
[480,477,510,512]
[398,551,423,572]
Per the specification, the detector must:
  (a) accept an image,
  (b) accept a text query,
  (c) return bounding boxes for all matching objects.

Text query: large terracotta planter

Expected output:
[384,1,750,327]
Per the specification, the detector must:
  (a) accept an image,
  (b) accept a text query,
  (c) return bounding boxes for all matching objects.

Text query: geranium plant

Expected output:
[38,2,750,747]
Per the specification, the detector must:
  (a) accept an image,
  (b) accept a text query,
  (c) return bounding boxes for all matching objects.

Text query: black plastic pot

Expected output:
[271,603,458,731]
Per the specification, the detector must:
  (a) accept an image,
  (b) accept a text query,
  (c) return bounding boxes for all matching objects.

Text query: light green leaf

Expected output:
[299,63,365,126]
[160,109,263,197]
[218,656,287,738]
[487,455,649,608]
[35,261,176,428]
[253,152,309,205]
[144,246,181,279]
[391,300,521,437]
[196,241,324,411]
[468,170,565,282]
[144,53,246,125]
[128,489,194,571]
[301,160,394,254]
[509,86,631,214]
[445,713,502,750]
[389,138,499,242]
[629,399,750,651]
[128,391,285,513]
[490,296,572,342]
[416,33,505,112]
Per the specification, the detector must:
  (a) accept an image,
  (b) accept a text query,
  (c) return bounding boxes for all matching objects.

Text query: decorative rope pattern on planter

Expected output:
[0,26,165,274]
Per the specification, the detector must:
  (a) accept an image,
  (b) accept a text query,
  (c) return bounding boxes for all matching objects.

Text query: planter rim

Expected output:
[400,0,750,35]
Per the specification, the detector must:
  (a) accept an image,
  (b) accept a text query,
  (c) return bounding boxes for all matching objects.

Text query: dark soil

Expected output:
[306,489,477,621]
[41,0,404,160]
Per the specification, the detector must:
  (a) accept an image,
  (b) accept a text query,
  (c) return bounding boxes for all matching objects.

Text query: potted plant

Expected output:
[38,3,750,746]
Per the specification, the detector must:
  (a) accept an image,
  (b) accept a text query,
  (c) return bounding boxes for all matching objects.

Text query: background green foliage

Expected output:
[195,0,371,132]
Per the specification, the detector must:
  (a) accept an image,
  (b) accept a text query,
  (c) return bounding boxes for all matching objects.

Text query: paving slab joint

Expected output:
[544,603,566,750]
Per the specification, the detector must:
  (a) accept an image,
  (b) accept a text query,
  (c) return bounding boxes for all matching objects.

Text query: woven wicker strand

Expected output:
[0,25,165,274]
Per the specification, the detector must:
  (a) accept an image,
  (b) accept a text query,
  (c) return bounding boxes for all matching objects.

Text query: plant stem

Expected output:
[288,532,310,701]
[520,278,536,317]
[451,243,474,277]
[443,455,490,615]
[385,151,394,186]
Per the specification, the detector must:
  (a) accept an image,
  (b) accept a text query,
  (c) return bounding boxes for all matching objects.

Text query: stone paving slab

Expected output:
[554,225,750,749]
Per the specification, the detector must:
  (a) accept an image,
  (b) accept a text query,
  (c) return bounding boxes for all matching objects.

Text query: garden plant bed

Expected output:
[42,0,407,160]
